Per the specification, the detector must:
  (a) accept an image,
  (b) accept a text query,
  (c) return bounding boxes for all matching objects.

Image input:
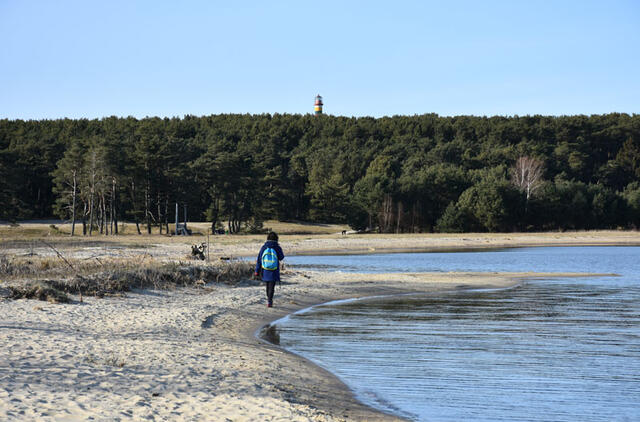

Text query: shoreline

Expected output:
[0,269,609,421]
[252,282,526,421]
[1,234,636,420]
[272,232,640,258]
[282,242,640,258]
[242,270,610,421]
[2,230,639,261]
[246,287,411,422]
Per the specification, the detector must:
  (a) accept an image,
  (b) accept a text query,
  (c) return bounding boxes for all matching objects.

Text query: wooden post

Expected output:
[175,202,179,235]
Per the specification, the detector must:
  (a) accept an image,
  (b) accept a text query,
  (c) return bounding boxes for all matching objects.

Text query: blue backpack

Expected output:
[261,247,278,271]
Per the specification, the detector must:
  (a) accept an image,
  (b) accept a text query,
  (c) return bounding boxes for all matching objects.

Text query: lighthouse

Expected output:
[314,95,323,115]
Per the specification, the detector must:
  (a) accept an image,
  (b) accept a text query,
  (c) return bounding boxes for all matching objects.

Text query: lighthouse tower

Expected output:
[314,95,323,115]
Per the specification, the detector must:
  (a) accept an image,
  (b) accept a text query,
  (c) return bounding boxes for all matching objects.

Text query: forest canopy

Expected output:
[0,113,639,233]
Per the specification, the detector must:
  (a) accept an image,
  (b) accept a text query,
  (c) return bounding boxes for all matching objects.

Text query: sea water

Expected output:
[273,247,640,421]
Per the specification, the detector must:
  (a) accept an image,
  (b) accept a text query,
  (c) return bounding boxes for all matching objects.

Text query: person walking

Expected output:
[255,232,285,308]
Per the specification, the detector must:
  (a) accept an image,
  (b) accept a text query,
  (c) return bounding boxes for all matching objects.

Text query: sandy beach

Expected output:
[0,231,637,421]
[2,227,639,261]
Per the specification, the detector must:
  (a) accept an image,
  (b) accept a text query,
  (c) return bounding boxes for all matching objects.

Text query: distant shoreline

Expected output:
[285,242,640,257]
[263,231,640,258]
[3,227,638,260]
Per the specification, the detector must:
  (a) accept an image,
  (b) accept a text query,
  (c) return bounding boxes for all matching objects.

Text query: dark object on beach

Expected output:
[191,243,206,260]
[341,230,347,235]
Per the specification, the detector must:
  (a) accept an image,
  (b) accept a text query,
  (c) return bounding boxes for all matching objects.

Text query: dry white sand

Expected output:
[2,230,639,262]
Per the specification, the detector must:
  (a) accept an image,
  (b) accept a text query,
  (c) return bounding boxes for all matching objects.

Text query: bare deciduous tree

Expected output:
[511,156,544,201]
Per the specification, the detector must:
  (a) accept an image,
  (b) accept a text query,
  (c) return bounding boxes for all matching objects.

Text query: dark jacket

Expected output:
[255,240,285,282]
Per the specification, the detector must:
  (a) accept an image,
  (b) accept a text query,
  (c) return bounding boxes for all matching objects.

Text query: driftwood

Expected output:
[191,243,207,260]
[39,240,82,302]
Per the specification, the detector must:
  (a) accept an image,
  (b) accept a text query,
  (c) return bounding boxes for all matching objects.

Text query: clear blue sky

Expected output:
[1,0,639,119]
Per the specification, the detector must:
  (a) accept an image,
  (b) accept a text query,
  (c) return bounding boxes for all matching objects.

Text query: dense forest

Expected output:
[0,113,639,234]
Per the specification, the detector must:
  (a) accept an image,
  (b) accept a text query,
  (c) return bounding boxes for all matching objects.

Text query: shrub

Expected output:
[9,281,69,303]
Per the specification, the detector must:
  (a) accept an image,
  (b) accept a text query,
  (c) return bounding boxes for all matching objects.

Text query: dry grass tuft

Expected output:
[0,254,12,274]
[3,259,255,303]
[0,254,105,279]
[84,352,126,367]
[8,281,70,303]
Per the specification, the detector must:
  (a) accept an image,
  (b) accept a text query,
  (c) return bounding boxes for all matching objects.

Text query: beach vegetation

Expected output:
[1,254,255,303]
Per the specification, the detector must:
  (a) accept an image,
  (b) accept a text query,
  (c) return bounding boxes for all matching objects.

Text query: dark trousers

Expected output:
[265,281,276,304]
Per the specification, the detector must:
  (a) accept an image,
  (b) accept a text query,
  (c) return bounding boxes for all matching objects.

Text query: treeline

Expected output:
[0,113,639,233]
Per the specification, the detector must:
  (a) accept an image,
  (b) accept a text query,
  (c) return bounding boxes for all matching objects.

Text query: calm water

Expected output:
[272,247,640,421]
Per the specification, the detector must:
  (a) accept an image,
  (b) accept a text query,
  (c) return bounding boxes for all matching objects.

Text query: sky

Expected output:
[1,0,639,119]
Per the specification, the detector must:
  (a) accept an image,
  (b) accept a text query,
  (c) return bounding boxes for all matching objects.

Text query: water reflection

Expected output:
[261,324,280,345]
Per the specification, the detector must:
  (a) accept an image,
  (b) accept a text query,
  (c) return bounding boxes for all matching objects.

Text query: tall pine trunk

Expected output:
[102,194,107,235]
[70,170,77,236]
[98,196,105,235]
[88,192,94,236]
[82,202,87,235]
[396,201,403,234]
[164,196,169,234]
[110,177,115,235]
[113,178,118,235]
[157,191,162,234]
[145,181,151,234]
[130,180,141,234]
